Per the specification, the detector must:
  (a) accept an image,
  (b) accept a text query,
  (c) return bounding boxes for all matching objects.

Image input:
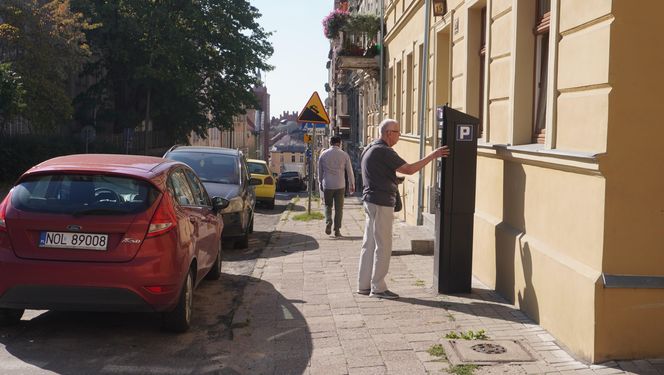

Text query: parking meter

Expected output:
[433,106,479,294]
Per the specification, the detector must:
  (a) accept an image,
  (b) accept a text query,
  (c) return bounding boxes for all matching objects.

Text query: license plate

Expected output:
[39,231,108,251]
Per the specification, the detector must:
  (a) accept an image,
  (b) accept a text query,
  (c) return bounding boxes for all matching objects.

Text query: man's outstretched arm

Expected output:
[396,146,450,175]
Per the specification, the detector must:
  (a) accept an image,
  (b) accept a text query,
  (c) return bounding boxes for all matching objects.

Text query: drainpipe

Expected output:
[379,0,385,123]
[416,0,432,226]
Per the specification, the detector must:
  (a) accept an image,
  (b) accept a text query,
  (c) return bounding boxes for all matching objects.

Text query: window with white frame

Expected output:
[533,0,550,144]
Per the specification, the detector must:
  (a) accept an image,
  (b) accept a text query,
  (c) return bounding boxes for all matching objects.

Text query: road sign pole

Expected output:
[297,92,331,216]
[308,123,314,214]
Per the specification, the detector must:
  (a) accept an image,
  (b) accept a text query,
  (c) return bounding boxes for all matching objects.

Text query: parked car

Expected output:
[0,154,228,332]
[164,146,258,248]
[277,171,307,192]
[247,159,276,209]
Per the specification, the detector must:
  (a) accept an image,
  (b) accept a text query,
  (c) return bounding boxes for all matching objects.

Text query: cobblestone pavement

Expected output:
[222,197,662,375]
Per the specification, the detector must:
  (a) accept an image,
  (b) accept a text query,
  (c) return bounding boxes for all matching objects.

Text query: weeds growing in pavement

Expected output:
[450,364,479,375]
[445,329,488,340]
[292,212,324,221]
[427,344,446,358]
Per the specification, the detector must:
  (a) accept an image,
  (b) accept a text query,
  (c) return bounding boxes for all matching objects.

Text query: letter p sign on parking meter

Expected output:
[456,124,473,141]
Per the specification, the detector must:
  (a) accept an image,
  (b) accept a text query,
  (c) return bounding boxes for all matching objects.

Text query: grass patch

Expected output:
[450,364,478,375]
[426,344,446,358]
[414,279,425,287]
[292,212,324,221]
[445,329,488,340]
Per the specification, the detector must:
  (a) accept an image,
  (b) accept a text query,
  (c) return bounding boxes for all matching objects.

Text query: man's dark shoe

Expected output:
[325,223,332,235]
[356,289,370,295]
[334,230,342,237]
[370,290,399,299]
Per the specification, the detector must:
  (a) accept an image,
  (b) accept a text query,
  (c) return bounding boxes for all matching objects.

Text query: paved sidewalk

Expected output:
[224,197,661,375]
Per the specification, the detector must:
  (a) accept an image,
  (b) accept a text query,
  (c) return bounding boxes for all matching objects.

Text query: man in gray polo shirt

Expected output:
[318,136,355,237]
[358,118,450,299]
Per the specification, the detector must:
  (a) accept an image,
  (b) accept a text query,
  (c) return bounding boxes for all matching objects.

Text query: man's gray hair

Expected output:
[379,118,399,135]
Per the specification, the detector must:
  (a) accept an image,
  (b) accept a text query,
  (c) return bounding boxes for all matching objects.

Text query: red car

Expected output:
[0,154,228,332]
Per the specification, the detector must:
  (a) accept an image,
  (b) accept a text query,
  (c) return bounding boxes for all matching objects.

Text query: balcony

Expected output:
[323,11,380,71]
[335,36,380,71]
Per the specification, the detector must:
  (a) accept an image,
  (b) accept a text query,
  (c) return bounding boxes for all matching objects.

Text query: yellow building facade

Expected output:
[384,0,664,362]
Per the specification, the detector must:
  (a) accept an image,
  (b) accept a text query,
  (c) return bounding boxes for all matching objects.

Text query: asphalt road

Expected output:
[0,191,301,375]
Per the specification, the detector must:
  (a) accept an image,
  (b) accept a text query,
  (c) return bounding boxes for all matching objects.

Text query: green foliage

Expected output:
[427,344,446,358]
[0,134,120,183]
[445,330,488,340]
[323,11,379,40]
[450,365,479,375]
[0,0,93,131]
[0,63,26,125]
[292,212,324,221]
[345,14,380,35]
[72,0,273,140]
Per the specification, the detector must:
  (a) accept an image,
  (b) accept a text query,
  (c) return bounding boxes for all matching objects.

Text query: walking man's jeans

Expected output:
[323,188,345,230]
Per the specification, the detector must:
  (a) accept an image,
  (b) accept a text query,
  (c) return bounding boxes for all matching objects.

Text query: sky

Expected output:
[249,1,332,120]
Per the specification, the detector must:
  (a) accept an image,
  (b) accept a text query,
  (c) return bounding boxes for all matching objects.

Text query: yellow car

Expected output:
[247,159,276,209]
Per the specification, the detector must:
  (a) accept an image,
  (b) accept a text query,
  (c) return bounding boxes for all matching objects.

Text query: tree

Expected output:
[73,0,274,142]
[0,63,26,129]
[0,0,92,131]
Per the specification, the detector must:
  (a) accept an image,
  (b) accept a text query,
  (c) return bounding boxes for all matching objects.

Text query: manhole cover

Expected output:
[442,340,537,365]
[471,343,507,354]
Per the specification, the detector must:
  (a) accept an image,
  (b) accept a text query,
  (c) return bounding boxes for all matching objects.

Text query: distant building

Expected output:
[189,84,269,160]
[269,126,307,175]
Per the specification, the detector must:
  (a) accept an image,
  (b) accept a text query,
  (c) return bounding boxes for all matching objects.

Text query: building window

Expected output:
[291,154,295,162]
[396,60,402,125]
[533,0,550,144]
[478,6,487,137]
[300,155,304,163]
[405,52,413,134]
[417,44,424,136]
[388,66,394,118]
[280,154,284,162]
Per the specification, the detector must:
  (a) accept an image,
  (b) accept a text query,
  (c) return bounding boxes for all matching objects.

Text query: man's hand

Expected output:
[349,186,355,194]
[434,146,451,158]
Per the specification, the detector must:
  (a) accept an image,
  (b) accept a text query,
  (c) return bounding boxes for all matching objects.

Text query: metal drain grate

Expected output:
[471,343,507,354]
[443,340,536,365]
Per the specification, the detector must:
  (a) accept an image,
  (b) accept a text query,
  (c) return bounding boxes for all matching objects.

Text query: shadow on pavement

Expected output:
[393,289,530,324]
[0,275,312,375]
[260,231,320,256]
[330,235,364,241]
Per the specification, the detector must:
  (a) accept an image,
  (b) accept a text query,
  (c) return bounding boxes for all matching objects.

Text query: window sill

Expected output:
[477,142,604,173]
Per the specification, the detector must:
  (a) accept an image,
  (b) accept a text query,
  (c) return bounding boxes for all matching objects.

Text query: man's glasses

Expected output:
[388,130,401,134]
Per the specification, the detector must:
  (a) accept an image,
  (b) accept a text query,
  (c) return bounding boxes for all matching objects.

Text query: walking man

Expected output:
[318,135,355,237]
[358,119,450,299]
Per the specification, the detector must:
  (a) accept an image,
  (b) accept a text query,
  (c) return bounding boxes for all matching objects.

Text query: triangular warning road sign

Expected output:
[297,92,330,124]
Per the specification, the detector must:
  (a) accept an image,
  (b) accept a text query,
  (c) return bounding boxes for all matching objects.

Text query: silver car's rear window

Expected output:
[167,152,239,185]
[11,174,159,215]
